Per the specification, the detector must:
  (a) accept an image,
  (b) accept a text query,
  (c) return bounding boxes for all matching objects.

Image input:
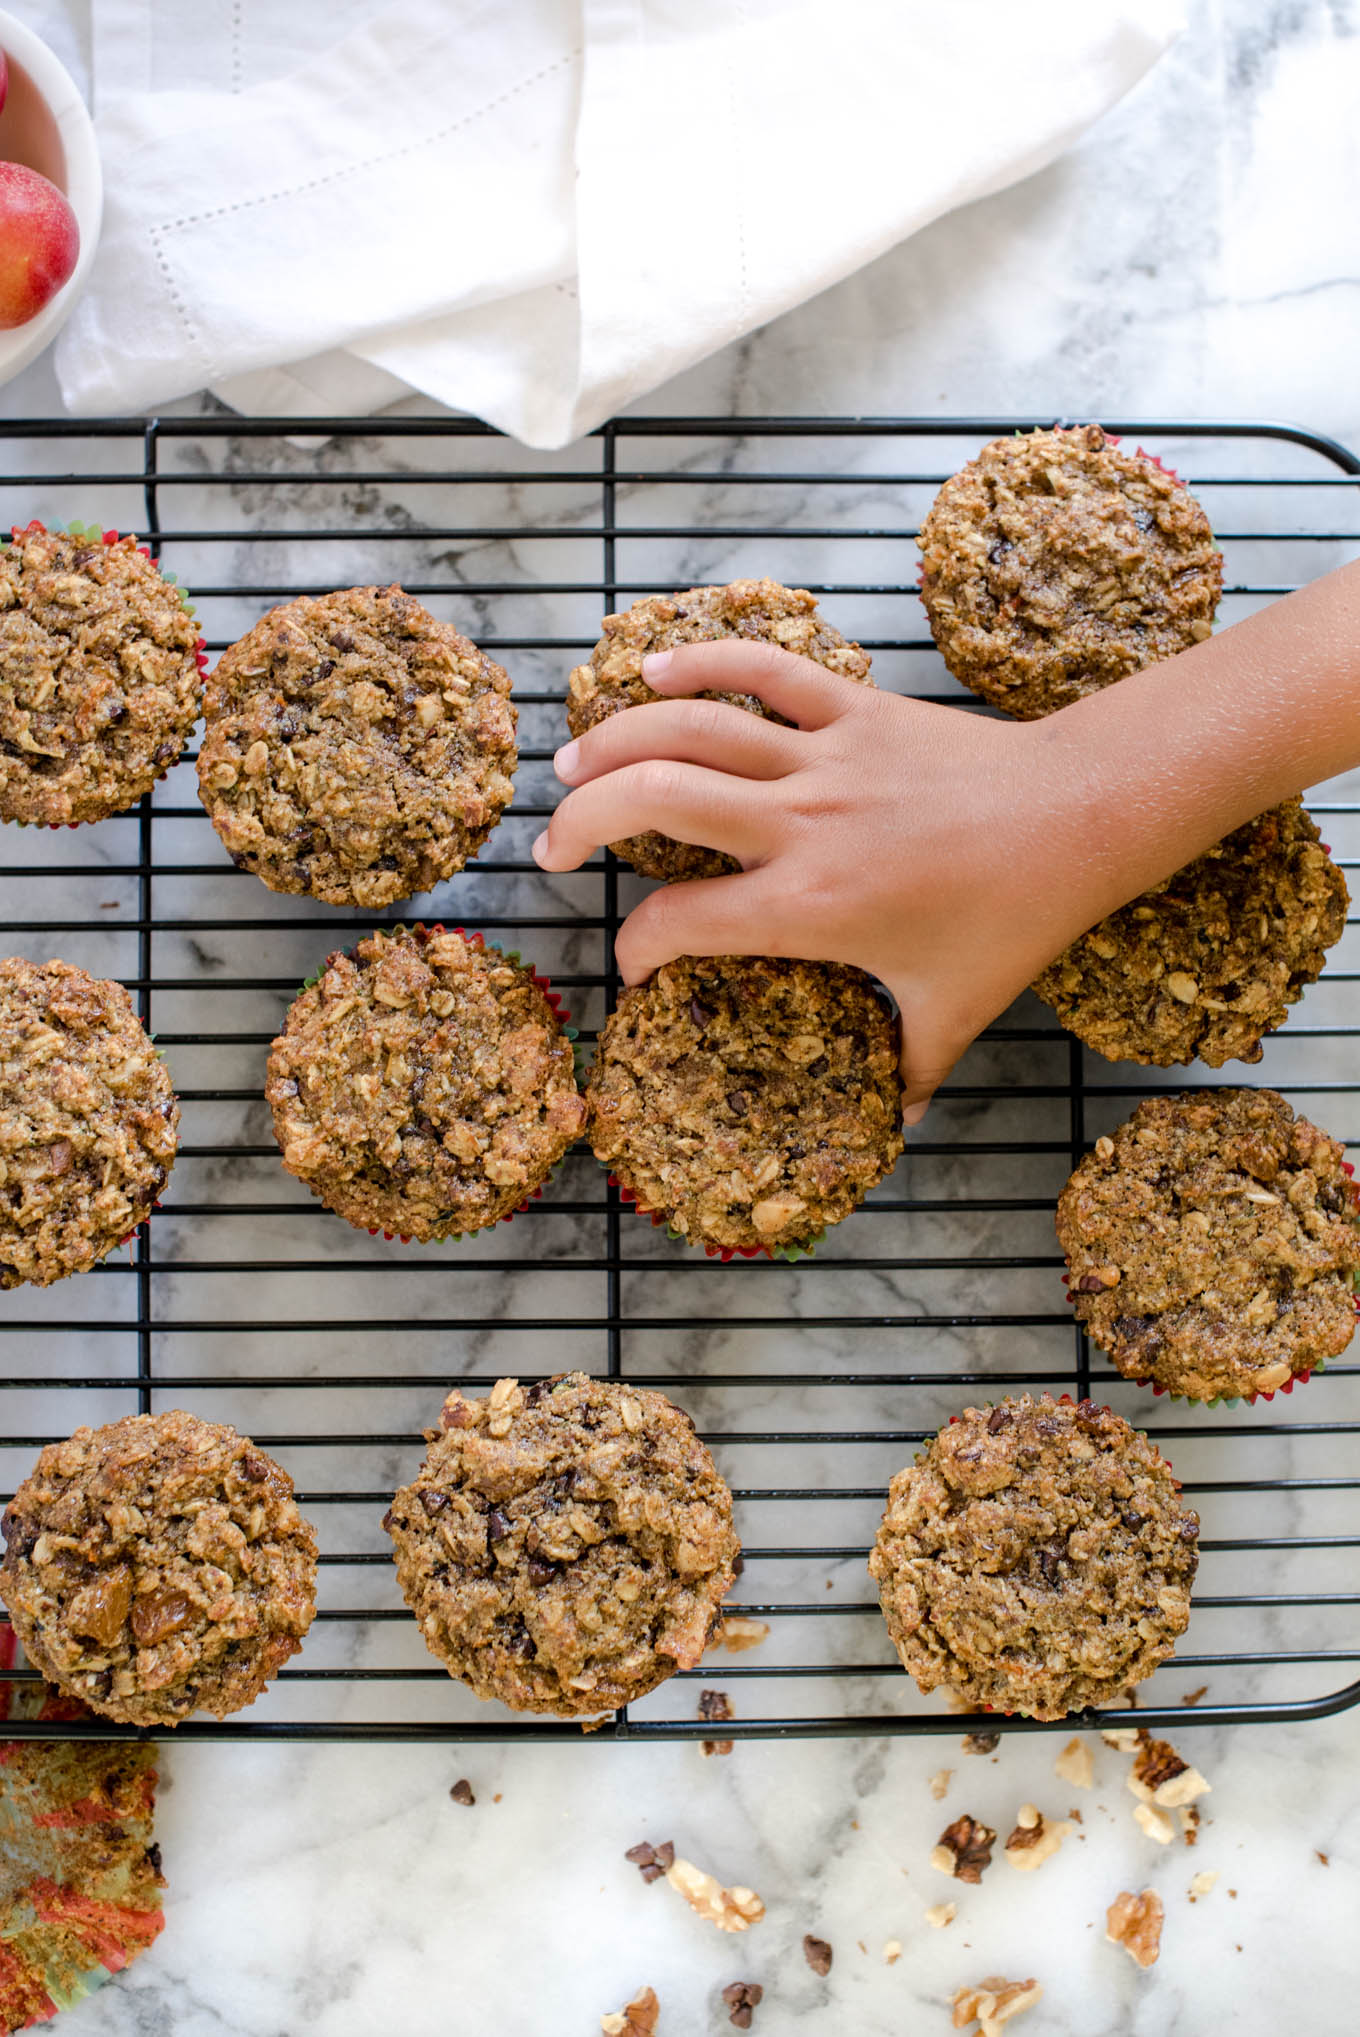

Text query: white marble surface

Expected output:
[1,0,1359,2032]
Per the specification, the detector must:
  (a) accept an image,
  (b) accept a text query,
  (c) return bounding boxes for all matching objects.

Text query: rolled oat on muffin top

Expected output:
[1032,800,1347,1068]
[386,1373,740,1717]
[267,926,585,1241]
[566,578,872,882]
[0,957,178,1290]
[1058,1089,1360,1404]
[869,1395,1199,1721]
[0,1411,318,1728]
[0,522,203,825]
[918,425,1222,719]
[198,585,517,908]
[586,954,903,1255]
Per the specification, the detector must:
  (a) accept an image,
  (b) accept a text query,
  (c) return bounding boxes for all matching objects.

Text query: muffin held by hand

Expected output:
[918,424,1221,719]
[870,1395,1199,1720]
[566,578,871,881]
[0,1412,318,1727]
[387,1374,740,1716]
[0,521,203,825]
[198,585,517,907]
[1059,1089,1360,1403]
[586,954,903,1255]
[0,957,178,1289]
[267,926,585,1241]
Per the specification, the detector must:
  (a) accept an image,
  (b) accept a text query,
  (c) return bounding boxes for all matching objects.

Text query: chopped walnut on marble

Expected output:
[1053,1737,1095,1789]
[1127,1731,1211,1810]
[602,1986,660,2035]
[1003,1805,1073,1871]
[925,1902,958,1930]
[951,1976,1043,2035]
[714,1616,770,1653]
[700,1688,735,1756]
[932,1815,996,1884]
[1106,1888,1164,1968]
[666,1856,765,1931]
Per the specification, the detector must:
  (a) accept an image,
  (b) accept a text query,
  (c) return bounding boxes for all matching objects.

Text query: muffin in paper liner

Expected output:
[0,1628,165,2030]
[0,519,207,829]
[271,923,583,1245]
[1062,1272,1328,1411]
[604,1165,823,1263]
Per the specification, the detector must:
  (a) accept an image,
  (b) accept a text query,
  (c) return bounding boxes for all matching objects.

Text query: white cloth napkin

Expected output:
[55,0,1184,445]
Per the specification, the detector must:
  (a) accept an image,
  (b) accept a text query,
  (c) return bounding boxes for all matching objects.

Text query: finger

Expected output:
[896,1008,964,1127]
[640,638,868,730]
[613,868,784,985]
[532,760,774,873]
[555,698,803,787]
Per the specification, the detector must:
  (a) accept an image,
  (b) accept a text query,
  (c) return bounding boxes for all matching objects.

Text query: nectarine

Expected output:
[0,159,78,329]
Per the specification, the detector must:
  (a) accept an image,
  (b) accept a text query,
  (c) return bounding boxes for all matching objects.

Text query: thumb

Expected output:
[895,1005,966,1127]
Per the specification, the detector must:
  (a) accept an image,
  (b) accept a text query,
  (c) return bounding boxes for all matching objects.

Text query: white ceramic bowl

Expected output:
[0,9,102,385]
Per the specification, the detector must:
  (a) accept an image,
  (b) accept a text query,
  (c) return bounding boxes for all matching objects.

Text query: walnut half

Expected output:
[602,1986,660,2036]
[1106,1888,1164,1969]
[665,1857,765,1932]
[951,1976,1043,2035]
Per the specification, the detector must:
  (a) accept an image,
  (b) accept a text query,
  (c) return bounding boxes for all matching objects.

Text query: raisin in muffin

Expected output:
[386,1374,740,1715]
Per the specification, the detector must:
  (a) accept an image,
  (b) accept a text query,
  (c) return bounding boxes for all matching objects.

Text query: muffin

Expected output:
[586,954,903,1254]
[0,1411,318,1727]
[869,1396,1199,1720]
[918,425,1222,719]
[565,578,872,880]
[0,957,178,1289]
[267,925,585,1240]
[1058,1089,1360,1403]
[198,585,517,907]
[386,1373,740,1716]
[0,521,203,825]
[1031,801,1347,1067]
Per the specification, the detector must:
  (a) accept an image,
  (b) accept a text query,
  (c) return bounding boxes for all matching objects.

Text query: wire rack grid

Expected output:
[1,412,1358,1743]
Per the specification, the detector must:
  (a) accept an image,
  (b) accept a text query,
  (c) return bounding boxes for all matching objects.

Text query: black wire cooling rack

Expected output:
[1,413,1359,1743]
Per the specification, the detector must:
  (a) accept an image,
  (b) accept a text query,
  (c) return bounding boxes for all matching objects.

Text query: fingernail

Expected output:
[531,831,551,868]
[642,650,673,682]
[902,1099,930,1128]
[554,740,580,779]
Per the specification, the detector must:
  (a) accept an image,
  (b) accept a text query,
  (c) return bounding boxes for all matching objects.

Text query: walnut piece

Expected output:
[925,1902,958,1929]
[1128,1732,1211,1809]
[930,1766,954,1800]
[961,1731,1001,1755]
[1188,1870,1219,1901]
[803,1934,833,1977]
[932,1815,996,1884]
[1053,1737,1095,1789]
[1004,1805,1073,1871]
[883,1940,904,1964]
[602,1986,660,2036]
[951,1976,1044,2034]
[1102,1727,1142,1753]
[700,1687,735,1756]
[665,1857,765,1932]
[1106,1888,1164,1969]
[713,1616,770,1653]
[1133,1802,1176,1846]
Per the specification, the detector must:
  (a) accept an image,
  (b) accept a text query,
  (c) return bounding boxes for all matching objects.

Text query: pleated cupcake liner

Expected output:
[289,922,577,1247]
[1,518,208,831]
[1058,1269,1326,1410]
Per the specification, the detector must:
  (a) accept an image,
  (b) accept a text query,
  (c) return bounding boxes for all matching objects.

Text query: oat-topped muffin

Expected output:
[0,1412,318,1727]
[0,958,177,1289]
[267,926,585,1240]
[1032,801,1347,1067]
[918,425,1222,719]
[0,522,202,825]
[566,579,872,881]
[869,1396,1199,1720]
[387,1374,740,1716]
[198,585,517,907]
[1058,1090,1360,1402]
[586,954,903,1254]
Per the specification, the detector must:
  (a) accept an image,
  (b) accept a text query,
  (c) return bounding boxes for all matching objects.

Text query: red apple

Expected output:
[0,159,79,330]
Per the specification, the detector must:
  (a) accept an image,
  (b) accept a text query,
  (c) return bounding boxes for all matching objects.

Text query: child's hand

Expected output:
[535,642,1127,1120]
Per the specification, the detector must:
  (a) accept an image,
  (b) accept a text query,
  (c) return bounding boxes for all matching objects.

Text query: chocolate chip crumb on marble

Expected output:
[869,1396,1199,1720]
[387,1375,739,1716]
[0,522,203,825]
[722,1981,764,2028]
[267,926,584,1240]
[0,957,178,1289]
[1058,1089,1360,1402]
[586,954,903,1254]
[198,585,516,906]
[565,578,872,881]
[918,424,1221,719]
[0,1411,317,1727]
[802,1935,833,1977]
[1032,801,1347,1067]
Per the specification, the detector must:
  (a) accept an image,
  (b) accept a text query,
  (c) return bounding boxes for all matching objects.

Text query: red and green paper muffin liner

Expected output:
[1,519,208,830]
[290,923,577,1246]
[601,1165,823,1264]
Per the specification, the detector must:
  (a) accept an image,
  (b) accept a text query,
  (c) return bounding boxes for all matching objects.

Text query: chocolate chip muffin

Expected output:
[586,954,903,1254]
[0,1412,318,1727]
[565,579,872,881]
[918,425,1222,719]
[1058,1090,1360,1402]
[1032,801,1347,1067]
[198,585,517,907]
[0,958,178,1290]
[869,1396,1199,1720]
[387,1374,740,1716]
[267,926,585,1240]
[0,521,203,825]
